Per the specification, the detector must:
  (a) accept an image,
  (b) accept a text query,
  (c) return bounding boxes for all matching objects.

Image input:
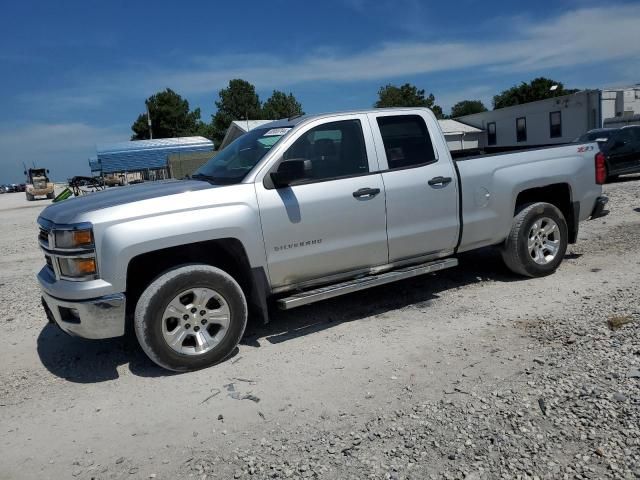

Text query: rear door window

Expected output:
[376,115,436,169]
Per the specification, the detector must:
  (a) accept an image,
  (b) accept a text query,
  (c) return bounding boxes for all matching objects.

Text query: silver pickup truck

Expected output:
[37,108,608,371]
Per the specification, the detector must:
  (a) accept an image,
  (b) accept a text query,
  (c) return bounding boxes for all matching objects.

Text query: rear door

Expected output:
[368,111,459,262]
[628,127,640,171]
[255,114,388,289]
[607,129,635,173]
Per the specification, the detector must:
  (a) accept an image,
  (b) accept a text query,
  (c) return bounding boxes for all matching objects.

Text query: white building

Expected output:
[438,119,483,156]
[601,85,640,127]
[456,85,640,151]
[601,85,640,119]
[218,120,274,151]
[457,90,602,151]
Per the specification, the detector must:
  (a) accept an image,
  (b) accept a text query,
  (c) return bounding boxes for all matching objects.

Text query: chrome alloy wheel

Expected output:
[161,288,230,355]
[527,217,561,265]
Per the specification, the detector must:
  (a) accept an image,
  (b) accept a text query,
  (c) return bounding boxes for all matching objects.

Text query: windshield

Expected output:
[576,131,613,143]
[193,127,291,184]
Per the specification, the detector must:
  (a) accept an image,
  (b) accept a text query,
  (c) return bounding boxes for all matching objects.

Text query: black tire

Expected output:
[134,264,247,371]
[26,192,34,201]
[501,202,568,278]
[46,192,55,199]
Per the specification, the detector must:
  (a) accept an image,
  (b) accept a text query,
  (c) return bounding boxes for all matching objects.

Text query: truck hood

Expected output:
[40,179,215,225]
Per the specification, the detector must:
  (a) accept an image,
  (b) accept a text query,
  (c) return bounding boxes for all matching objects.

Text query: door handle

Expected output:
[353,187,381,199]
[428,176,452,187]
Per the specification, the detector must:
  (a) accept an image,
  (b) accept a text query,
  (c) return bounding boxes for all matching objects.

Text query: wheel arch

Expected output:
[126,238,270,324]
[514,183,578,244]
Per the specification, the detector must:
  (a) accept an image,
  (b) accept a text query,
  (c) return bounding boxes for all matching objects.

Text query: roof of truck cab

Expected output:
[258,107,440,128]
[259,110,481,137]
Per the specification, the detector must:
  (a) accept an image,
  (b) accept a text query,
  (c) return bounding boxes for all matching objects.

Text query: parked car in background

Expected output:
[17,183,26,192]
[576,126,640,181]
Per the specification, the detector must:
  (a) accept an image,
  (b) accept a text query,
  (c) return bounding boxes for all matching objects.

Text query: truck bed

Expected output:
[453,143,601,253]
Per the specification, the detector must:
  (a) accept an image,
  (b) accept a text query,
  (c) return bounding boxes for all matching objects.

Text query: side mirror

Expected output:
[270,158,310,187]
[23,171,27,175]
[46,169,50,174]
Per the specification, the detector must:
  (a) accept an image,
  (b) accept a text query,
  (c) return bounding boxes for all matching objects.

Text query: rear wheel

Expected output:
[134,264,247,371]
[26,192,34,201]
[46,192,55,199]
[501,202,568,277]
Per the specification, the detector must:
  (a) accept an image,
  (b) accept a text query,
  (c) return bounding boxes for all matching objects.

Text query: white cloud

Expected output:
[0,123,127,183]
[127,4,640,94]
[16,4,640,113]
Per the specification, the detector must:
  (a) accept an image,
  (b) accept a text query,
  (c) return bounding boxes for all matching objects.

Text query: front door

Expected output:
[368,111,459,262]
[255,115,388,289]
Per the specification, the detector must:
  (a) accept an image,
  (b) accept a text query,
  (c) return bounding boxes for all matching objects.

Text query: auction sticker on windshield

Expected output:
[264,128,291,136]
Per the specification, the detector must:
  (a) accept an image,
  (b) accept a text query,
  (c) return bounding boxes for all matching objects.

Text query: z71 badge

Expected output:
[577,145,595,153]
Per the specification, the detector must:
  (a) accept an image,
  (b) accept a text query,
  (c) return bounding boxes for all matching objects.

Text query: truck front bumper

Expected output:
[41,291,126,339]
[590,196,609,220]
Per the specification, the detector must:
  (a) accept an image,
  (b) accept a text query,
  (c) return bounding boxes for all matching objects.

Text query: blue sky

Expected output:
[1,0,639,183]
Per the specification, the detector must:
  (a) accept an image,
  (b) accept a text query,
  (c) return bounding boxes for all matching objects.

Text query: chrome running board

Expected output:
[277,257,458,310]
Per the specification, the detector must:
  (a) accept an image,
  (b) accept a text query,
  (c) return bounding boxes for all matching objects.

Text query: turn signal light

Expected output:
[72,230,93,246]
[75,258,97,274]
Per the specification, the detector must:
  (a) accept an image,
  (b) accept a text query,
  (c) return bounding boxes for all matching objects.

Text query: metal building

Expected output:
[92,136,214,181]
[88,157,101,176]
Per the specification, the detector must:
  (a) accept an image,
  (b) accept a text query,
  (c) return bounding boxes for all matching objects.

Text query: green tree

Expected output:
[211,79,263,144]
[450,100,488,118]
[194,122,216,141]
[493,77,579,110]
[131,88,203,140]
[374,83,444,118]
[262,90,304,119]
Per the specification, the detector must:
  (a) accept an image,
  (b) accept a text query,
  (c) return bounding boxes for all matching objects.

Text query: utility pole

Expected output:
[146,103,153,139]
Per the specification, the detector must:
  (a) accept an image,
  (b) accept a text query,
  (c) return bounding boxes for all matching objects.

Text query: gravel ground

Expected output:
[0,177,639,480]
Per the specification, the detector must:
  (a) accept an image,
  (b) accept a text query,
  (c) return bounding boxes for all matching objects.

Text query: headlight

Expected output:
[58,256,98,278]
[55,229,93,249]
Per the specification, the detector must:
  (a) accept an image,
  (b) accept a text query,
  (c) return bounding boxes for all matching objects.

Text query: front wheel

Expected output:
[501,202,568,277]
[134,264,247,371]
